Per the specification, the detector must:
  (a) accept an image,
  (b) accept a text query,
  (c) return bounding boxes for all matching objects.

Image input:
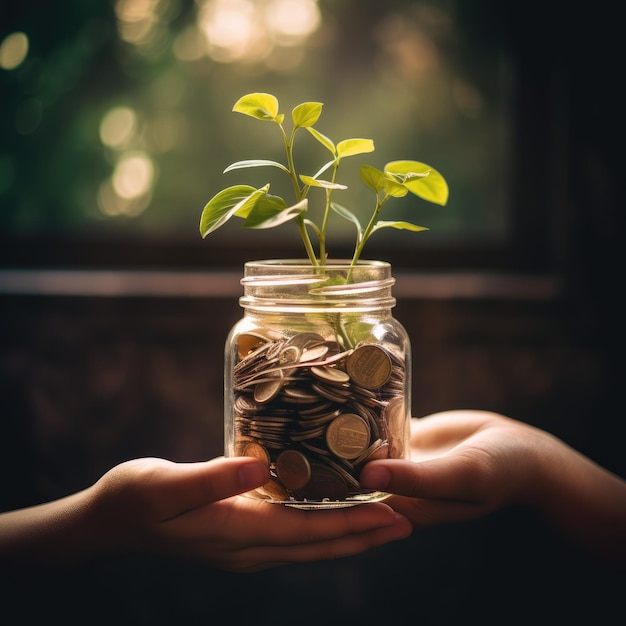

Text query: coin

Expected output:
[384,395,407,457]
[276,449,312,490]
[231,330,406,502]
[258,477,290,501]
[242,441,271,465]
[254,374,283,403]
[294,461,349,501]
[346,343,392,389]
[325,412,371,460]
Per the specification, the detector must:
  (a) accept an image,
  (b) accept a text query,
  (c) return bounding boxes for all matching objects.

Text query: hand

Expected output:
[1,456,412,573]
[360,410,541,525]
[359,410,626,561]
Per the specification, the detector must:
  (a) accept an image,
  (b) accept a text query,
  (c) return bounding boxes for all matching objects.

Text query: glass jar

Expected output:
[224,259,411,508]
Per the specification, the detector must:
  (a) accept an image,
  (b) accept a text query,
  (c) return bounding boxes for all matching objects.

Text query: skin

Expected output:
[360,410,626,563]
[0,456,412,574]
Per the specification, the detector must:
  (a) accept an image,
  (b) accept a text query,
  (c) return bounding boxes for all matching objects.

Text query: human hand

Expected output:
[359,410,626,561]
[359,410,541,526]
[1,456,412,573]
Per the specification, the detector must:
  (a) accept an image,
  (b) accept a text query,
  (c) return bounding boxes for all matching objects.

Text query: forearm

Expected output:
[527,431,626,562]
[0,488,114,571]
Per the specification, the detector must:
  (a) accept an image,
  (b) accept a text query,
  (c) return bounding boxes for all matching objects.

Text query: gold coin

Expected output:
[258,477,290,501]
[242,441,271,465]
[346,343,392,389]
[236,332,269,360]
[325,412,371,460]
[294,461,349,501]
[276,449,312,490]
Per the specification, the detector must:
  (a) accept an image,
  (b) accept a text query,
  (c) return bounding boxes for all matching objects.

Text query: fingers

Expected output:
[199,501,413,572]
[115,456,271,521]
[202,497,410,545]
[234,513,412,572]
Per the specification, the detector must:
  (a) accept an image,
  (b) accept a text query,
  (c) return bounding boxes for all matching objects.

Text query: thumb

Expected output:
[359,457,480,502]
[124,456,270,520]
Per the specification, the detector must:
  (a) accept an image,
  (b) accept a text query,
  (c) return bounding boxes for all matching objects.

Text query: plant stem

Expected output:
[283,124,318,266]
[350,193,390,267]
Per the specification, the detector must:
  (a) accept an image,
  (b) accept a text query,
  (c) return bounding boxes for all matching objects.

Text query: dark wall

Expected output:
[0,285,622,625]
[1,2,623,624]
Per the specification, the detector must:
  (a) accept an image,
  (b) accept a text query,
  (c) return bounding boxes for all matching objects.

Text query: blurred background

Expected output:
[0,1,622,624]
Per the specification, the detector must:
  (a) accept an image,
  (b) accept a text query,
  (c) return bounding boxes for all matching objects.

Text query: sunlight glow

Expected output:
[112,151,155,199]
[100,107,138,149]
[0,32,29,70]
[195,0,320,65]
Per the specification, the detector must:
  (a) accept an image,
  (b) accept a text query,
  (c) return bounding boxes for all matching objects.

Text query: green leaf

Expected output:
[306,127,335,154]
[224,159,289,174]
[232,93,284,123]
[384,160,449,205]
[360,164,386,193]
[330,201,362,233]
[336,138,375,159]
[244,198,308,229]
[199,184,260,237]
[382,174,409,197]
[311,160,335,179]
[232,184,270,218]
[372,220,429,234]
[300,175,347,190]
[292,102,323,128]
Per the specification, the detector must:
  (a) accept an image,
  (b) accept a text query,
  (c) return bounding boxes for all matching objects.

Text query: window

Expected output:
[0,0,560,272]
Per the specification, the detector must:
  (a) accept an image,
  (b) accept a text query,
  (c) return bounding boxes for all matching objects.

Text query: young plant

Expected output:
[199,92,449,268]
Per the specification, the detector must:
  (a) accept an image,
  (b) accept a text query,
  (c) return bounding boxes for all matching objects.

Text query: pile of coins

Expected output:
[232,330,406,503]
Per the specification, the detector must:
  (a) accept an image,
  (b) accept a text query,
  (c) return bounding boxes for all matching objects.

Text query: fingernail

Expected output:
[361,465,391,489]
[238,460,267,489]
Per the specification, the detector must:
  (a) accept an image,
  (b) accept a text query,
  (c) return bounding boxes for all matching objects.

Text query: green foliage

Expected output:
[199,92,449,267]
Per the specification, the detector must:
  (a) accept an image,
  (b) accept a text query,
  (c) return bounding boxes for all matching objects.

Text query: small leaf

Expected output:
[336,138,375,159]
[233,93,283,123]
[199,185,258,237]
[306,127,335,154]
[310,159,335,180]
[244,198,308,229]
[385,160,449,206]
[224,159,289,174]
[360,164,386,193]
[372,220,429,233]
[292,102,323,128]
[300,175,347,190]
[330,201,362,232]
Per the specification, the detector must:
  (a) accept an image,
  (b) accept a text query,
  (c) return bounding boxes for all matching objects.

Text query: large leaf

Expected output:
[292,101,323,128]
[300,175,347,190]
[384,160,449,205]
[232,93,284,124]
[244,198,308,229]
[336,138,375,159]
[224,159,289,174]
[199,184,263,237]
[382,173,409,197]
[360,164,385,193]
[306,127,335,154]
[372,220,429,234]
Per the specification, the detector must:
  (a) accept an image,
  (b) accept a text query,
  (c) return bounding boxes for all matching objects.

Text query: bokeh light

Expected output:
[0,32,29,70]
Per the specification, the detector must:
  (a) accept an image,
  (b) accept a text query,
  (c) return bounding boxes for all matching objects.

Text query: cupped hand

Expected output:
[89,456,412,572]
[359,410,547,527]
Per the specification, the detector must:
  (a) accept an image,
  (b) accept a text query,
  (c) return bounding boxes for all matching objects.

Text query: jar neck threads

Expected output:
[239,259,396,313]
